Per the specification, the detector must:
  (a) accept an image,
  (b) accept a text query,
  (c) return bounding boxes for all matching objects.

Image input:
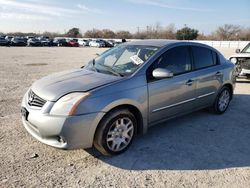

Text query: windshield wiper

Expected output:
[99,64,124,77]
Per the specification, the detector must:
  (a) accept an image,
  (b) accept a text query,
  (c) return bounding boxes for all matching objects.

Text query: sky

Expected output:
[0,0,249,34]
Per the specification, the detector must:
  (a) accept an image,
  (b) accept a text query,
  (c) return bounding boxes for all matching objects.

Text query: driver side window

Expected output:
[148,46,192,81]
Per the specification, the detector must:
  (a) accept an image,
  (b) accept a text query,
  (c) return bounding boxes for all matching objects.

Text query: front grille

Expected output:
[28,90,46,108]
[238,58,250,69]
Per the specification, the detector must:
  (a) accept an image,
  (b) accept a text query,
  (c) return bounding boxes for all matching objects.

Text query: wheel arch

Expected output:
[94,103,145,142]
[222,83,234,99]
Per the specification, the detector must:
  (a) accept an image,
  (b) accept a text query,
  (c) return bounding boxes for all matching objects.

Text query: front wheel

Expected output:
[212,86,232,114]
[94,109,136,156]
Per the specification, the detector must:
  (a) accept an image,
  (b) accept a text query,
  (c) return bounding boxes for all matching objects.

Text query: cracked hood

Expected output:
[31,68,122,101]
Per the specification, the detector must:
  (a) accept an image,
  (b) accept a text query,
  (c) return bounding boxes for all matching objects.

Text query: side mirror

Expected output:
[96,53,100,56]
[235,49,241,53]
[152,68,173,79]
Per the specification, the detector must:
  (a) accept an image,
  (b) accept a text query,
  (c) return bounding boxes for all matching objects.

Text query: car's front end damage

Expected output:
[230,53,250,78]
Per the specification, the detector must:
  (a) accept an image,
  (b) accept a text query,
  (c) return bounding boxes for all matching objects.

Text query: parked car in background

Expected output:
[49,39,59,47]
[5,36,13,43]
[40,38,50,46]
[229,43,250,79]
[0,37,9,46]
[26,36,34,40]
[38,36,49,40]
[107,40,116,46]
[67,39,79,47]
[100,39,114,48]
[78,39,90,46]
[55,39,68,47]
[113,41,122,46]
[111,39,127,47]
[27,38,42,46]
[10,37,27,46]
[21,40,235,156]
[89,40,105,47]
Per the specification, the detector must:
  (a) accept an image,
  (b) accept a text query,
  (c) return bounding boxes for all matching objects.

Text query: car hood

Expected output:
[230,53,250,58]
[31,68,122,101]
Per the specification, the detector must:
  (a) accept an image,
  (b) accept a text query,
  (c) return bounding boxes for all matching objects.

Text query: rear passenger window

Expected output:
[192,46,216,69]
[211,51,219,65]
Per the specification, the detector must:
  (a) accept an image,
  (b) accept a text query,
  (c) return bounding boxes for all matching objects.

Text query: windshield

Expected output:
[85,44,159,76]
[242,43,250,53]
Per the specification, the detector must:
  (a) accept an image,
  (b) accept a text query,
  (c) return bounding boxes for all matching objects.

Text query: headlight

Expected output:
[50,92,90,116]
[230,57,237,64]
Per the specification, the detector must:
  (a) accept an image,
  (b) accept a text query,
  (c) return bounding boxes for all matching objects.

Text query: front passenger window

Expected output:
[152,46,192,75]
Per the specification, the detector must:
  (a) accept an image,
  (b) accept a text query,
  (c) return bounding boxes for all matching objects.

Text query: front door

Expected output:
[147,46,196,124]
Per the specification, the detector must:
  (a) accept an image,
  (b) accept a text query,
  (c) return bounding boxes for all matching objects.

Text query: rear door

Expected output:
[191,46,223,108]
[147,46,196,124]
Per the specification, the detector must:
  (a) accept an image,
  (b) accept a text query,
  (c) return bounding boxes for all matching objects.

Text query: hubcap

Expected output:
[218,90,230,112]
[106,117,134,152]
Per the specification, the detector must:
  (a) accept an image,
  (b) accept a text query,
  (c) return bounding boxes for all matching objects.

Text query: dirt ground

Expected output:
[0,46,250,188]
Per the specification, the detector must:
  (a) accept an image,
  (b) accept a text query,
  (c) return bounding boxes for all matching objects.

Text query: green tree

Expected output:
[66,28,82,38]
[176,27,198,40]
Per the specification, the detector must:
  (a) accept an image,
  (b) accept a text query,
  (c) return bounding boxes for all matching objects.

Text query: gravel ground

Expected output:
[0,46,250,188]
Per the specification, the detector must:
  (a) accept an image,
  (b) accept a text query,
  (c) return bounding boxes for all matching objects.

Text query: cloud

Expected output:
[0,12,50,20]
[0,0,102,19]
[0,0,78,16]
[127,0,213,12]
[77,4,102,14]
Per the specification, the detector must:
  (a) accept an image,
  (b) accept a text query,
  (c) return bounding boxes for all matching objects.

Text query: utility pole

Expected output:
[137,26,140,33]
[146,26,149,38]
[183,24,187,40]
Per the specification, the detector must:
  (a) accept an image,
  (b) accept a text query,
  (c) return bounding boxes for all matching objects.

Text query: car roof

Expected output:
[127,39,180,47]
[126,39,225,59]
[126,39,216,49]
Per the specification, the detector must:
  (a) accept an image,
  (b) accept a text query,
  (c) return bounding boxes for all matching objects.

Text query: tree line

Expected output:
[1,24,250,41]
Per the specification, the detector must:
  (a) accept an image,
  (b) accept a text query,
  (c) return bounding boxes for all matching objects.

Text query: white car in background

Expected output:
[78,39,89,46]
[229,43,250,79]
[89,40,105,48]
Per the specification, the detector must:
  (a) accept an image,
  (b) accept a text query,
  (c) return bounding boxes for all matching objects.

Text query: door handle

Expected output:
[215,72,222,76]
[185,79,193,86]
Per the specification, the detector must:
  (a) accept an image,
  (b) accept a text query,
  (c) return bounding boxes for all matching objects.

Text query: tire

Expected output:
[94,109,137,156]
[211,86,232,114]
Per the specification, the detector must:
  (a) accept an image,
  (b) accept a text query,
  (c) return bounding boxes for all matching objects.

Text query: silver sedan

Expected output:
[21,40,236,155]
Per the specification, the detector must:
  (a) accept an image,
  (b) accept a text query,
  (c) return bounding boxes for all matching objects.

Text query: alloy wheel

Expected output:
[106,117,134,152]
[218,89,230,112]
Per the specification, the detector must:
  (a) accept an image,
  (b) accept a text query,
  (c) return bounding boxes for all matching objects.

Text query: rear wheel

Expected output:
[212,86,231,114]
[94,109,136,156]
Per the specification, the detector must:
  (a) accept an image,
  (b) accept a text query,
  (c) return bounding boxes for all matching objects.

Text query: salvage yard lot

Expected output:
[0,47,250,187]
